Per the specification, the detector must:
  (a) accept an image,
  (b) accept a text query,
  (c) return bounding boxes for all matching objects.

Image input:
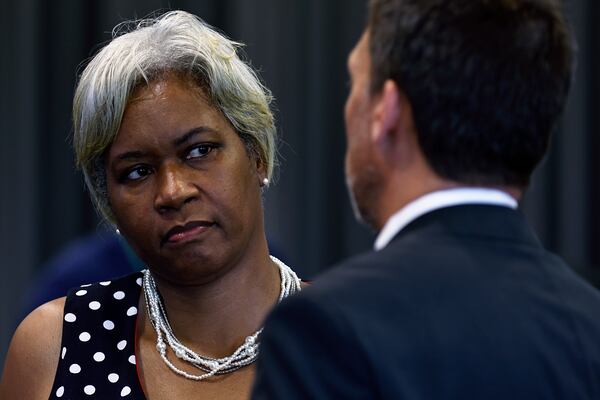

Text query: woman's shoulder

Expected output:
[69,271,143,296]
[0,297,65,399]
[13,296,66,345]
[62,271,143,313]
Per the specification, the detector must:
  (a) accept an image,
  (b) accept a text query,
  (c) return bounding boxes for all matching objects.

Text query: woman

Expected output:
[0,11,301,399]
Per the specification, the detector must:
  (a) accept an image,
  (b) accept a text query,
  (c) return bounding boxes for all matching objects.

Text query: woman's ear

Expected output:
[255,155,269,187]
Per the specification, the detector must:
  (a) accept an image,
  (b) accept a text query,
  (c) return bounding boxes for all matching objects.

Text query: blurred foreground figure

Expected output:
[253,1,600,399]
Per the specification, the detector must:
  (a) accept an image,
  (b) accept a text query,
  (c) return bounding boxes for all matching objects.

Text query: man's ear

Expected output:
[371,79,414,157]
[371,80,400,143]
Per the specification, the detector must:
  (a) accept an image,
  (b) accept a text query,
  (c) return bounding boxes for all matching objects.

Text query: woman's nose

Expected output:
[153,162,198,213]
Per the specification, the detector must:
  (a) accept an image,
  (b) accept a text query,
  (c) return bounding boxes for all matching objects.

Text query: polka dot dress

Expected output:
[50,272,147,399]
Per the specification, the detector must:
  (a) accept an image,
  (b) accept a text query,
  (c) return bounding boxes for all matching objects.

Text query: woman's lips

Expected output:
[162,221,214,246]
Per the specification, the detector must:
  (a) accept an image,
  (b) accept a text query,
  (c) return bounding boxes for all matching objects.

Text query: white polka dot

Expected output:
[93,352,105,362]
[103,320,115,330]
[108,373,119,383]
[117,340,127,350]
[84,385,96,395]
[126,306,137,316]
[113,291,125,300]
[79,332,91,342]
[80,283,92,287]
[128,355,136,364]
[89,301,101,310]
[136,277,142,286]
[64,313,76,322]
[100,281,111,286]
[61,347,67,359]
[121,386,131,397]
[69,363,81,374]
[56,386,64,397]
[75,290,87,296]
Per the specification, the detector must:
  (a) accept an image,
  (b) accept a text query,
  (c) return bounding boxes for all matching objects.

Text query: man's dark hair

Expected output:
[368,0,574,187]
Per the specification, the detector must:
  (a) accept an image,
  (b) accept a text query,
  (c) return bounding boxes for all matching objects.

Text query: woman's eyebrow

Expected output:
[173,126,219,147]
[115,150,146,162]
[112,127,221,161]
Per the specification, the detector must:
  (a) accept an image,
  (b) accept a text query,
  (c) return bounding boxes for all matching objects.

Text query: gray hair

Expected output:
[73,10,276,223]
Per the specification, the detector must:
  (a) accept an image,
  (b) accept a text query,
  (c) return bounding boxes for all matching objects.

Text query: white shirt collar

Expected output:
[374,187,518,251]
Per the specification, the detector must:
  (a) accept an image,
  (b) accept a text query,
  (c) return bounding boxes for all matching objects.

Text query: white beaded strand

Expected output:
[142,256,301,381]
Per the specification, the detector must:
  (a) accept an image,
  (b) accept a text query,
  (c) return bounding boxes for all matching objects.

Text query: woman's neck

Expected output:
[139,243,282,358]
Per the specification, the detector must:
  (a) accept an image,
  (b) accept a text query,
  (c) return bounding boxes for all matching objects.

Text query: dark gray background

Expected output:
[1,0,598,367]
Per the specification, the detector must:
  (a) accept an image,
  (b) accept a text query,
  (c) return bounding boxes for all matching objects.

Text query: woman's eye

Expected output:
[124,166,152,181]
[186,144,214,160]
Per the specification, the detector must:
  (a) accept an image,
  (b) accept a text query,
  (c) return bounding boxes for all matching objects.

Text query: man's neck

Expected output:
[374,174,457,230]
[374,185,520,250]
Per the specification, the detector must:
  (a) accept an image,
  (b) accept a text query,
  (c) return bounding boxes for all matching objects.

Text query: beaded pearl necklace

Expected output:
[142,256,301,381]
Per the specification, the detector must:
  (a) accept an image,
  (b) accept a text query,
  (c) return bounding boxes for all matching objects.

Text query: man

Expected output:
[252,0,600,399]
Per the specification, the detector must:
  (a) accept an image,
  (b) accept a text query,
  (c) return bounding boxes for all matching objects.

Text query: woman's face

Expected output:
[106,75,265,284]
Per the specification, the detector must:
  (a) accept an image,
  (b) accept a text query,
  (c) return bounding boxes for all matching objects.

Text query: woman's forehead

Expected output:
[128,74,209,106]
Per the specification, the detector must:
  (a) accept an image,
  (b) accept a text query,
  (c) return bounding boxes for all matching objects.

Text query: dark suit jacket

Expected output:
[252,205,600,399]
